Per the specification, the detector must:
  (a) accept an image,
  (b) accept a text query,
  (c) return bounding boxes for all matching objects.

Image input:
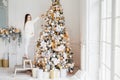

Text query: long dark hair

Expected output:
[24,14,31,29]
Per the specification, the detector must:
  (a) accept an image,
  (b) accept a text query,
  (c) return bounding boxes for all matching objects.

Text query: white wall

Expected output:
[61,0,80,68]
[6,0,80,67]
[79,0,87,71]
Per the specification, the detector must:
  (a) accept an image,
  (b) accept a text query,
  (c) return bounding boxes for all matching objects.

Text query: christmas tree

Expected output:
[34,0,74,73]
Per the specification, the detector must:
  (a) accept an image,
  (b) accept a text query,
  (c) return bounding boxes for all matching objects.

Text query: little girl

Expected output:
[24,14,40,58]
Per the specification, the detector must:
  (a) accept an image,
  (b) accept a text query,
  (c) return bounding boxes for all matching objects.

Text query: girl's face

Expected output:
[27,15,32,21]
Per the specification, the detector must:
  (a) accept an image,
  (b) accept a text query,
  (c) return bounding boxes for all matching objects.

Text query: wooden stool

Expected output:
[14,57,33,76]
[22,57,32,68]
[14,65,32,76]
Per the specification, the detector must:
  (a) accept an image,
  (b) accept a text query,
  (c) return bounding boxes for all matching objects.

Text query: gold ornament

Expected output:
[5,30,9,35]
[1,29,5,34]
[51,40,56,48]
[61,17,65,20]
[59,65,62,70]
[60,56,64,60]
[52,0,60,6]
[42,61,46,68]
[56,6,60,11]
[64,32,69,39]
[52,6,56,11]
[66,47,70,52]
[60,23,63,26]
[51,13,54,20]
[56,17,60,21]
[45,29,49,32]
[44,57,47,62]
[43,66,47,72]
[56,63,61,69]
[14,28,20,33]
[37,42,40,48]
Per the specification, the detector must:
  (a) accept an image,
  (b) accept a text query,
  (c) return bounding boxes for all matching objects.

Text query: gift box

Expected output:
[0,59,2,67]
[37,69,43,79]
[3,59,9,67]
[43,71,49,79]
[60,69,67,78]
[55,69,60,79]
[49,69,54,79]
[32,68,38,78]
[49,69,60,79]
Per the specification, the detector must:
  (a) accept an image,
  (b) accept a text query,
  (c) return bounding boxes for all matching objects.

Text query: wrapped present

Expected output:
[0,59,2,67]
[37,69,43,79]
[49,69,60,79]
[55,69,60,79]
[32,68,38,78]
[3,53,9,67]
[3,59,9,67]
[49,69,54,79]
[43,71,49,79]
[60,69,67,78]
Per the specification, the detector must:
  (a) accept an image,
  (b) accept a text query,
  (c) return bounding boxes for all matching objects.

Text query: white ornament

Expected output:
[53,54,56,57]
[56,25,62,32]
[51,22,55,26]
[53,58,59,65]
[50,9,53,13]
[55,11,60,17]
[55,45,65,51]
[43,32,48,36]
[63,52,67,59]
[41,40,47,49]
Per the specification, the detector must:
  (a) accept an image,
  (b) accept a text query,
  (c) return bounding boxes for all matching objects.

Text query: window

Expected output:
[100,0,112,80]
[114,0,120,80]
[100,0,120,80]
[0,0,8,28]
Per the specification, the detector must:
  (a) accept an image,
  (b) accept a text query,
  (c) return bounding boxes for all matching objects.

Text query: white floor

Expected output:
[0,68,71,80]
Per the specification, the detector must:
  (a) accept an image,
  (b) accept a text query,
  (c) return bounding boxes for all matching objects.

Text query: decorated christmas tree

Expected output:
[34,0,74,73]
